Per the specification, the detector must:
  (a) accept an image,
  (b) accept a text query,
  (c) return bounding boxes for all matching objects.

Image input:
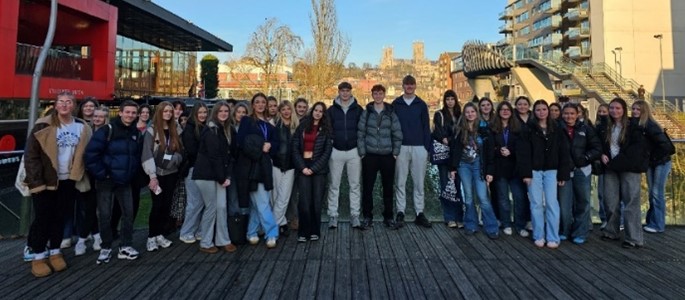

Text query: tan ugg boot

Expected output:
[48,253,67,272]
[31,259,52,278]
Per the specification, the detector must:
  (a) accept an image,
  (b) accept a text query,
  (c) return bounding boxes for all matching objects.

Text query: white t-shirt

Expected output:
[403,95,416,106]
[56,121,83,180]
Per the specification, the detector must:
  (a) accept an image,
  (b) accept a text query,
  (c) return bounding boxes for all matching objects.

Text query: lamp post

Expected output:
[654,34,666,102]
[611,49,618,82]
[614,47,623,80]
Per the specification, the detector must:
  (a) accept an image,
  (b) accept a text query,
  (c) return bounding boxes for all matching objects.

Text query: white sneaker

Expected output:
[519,229,530,238]
[503,227,513,236]
[195,233,202,241]
[155,235,172,249]
[92,235,102,251]
[179,235,196,244]
[266,238,277,249]
[146,237,159,252]
[118,246,139,260]
[60,238,72,249]
[23,246,34,262]
[534,239,545,248]
[75,241,87,256]
[248,236,259,245]
[97,249,112,265]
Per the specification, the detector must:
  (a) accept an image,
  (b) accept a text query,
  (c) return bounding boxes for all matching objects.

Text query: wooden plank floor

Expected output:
[2,223,685,299]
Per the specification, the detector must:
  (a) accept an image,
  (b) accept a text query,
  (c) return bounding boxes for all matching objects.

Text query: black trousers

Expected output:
[111,168,146,236]
[28,180,76,252]
[77,188,99,239]
[361,154,396,220]
[297,160,326,238]
[148,173,178,237]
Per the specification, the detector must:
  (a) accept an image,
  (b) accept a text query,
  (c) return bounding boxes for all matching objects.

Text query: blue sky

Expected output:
[155,0,503,65]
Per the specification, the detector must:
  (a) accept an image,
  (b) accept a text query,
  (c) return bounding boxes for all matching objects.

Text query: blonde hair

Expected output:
[632,100,662,129]
[277,100,299,134]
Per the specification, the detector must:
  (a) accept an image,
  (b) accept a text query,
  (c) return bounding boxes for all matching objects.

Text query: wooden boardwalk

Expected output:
[1,223,685,299]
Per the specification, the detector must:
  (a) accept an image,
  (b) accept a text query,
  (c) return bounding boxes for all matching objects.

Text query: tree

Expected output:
[244,18,303,95]
[200,54,219,99]
[298,0,351,101]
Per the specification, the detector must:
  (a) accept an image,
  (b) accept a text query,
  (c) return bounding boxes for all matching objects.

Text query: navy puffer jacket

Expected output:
[327,97,363,151]
[85,117,142,184]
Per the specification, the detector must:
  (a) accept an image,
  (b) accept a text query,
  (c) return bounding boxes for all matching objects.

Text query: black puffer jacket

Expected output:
[518,120,572,181]
[273,120,294,171]
[192,121,233,183]
[643,119,675,166]
[292,118,333,175]
[597,118,650,173]
[357,102,402,156]
[561,120,602,168]
[327,98,363,151]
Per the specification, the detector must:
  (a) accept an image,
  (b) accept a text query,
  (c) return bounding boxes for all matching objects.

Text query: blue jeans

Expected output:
[180,168,204,238]
[528,170,560,243]
[646,160,672,232]
[495,177,527,230]
[457,160,498,234]
[247,183,279,239]
[438,164,463,223]
[558,169,592,239]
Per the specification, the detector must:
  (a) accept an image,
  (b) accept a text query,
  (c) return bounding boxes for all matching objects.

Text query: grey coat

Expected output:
[357,102,403,156]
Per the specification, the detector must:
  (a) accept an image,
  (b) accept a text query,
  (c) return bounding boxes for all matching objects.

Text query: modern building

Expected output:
[500,0,685,100]
[0,0,232,236]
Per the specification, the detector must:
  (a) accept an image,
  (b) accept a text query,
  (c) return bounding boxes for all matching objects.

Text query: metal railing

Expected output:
[15,43,92,80]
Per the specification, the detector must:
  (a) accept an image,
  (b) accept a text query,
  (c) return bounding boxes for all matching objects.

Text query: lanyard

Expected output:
[503,127,509,145]
[258,122,268,139]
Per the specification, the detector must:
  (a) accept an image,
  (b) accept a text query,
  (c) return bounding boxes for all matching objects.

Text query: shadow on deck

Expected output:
[1,223,685,299]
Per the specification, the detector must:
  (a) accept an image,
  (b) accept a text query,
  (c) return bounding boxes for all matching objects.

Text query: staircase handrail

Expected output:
[591,62,658,106]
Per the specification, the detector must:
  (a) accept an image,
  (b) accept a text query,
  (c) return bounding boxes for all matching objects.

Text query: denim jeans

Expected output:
[457,159,498,234]
[180,168,204,238]
[247,183,279,239]
[96,180,134,249]
[646,160,672,232]
[438,164,463,223]
[558,169,592,239]
[494,177,527,230]
[528,170,560,243]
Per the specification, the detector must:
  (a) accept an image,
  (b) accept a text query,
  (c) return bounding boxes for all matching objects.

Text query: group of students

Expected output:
[21,74,674,278]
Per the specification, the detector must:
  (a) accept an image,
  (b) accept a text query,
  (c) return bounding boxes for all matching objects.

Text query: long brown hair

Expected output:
[491,101,520,134]
[190,102,209,138]
[455,102,480,145]
[607,98,629,144]
[152,101,182,153]
[210,101,232,143]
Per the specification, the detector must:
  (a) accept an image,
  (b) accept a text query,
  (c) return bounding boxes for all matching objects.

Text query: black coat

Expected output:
[292,120,333,175]
[180,120,203,178]
[449,126,495,179]
[273,120,294,171]
[491,127,526,179]
[192,122,233,183]
[644,119,675,166]
[85,117,142,184]
[327,99,363,151]
[518,120,572,181]
[597,118,650,173]
[561,121,603,168]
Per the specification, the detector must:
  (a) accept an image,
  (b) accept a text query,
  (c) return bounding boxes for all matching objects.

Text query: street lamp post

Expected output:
[611,49,618,82]
[654,34,666,102]
[614,47,623,80]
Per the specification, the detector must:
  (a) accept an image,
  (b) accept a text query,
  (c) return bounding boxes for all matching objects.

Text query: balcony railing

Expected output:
[15,43,92,80]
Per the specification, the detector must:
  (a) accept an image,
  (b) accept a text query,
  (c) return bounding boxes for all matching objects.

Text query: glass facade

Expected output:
[115,35,197,98]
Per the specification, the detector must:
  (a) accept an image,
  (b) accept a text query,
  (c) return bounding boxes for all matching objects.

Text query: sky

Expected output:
[155,0,504,66]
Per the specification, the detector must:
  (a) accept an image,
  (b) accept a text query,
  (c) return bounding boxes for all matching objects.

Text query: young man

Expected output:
[85,101,142,264]
[392,75,433,228]
[326,82,364,229]
[358,84,403,228]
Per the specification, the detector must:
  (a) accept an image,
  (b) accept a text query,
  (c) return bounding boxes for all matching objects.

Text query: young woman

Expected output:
[236,93,280,249]
[267,96,279,124]
[490,101,529,237]
[549,102,562,122]
[272,100,299,235]
[142,101,184,252]
[77,97,99,126]
[294,98,309,120]
[478,97,495,124]
[179,103,209,243]
[228,102,250,216]
[598,98,650,248]
[632,100,675,234]
[593,103,610,228]
[359,84,403,228]
[449,103,499,239]
[432,90,463,228]
[515,96,533,127]
[24,92,92,277]
[192,101,237,253]
[233,102,249,131]
[558,103,602,245]
[74,106,109,256]
[292,102,333,242]
[520,100,571,248]
[137,104,152,132]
